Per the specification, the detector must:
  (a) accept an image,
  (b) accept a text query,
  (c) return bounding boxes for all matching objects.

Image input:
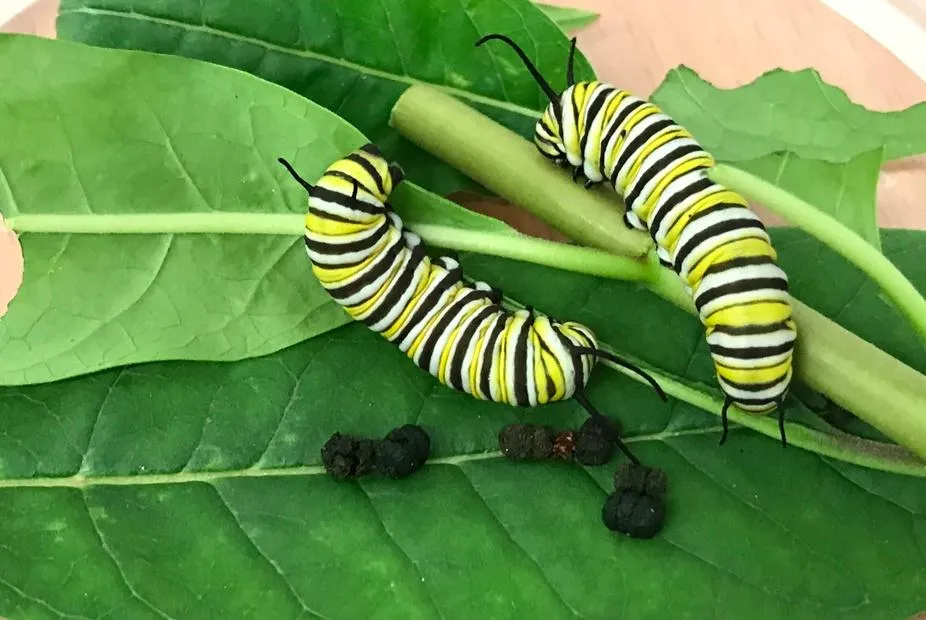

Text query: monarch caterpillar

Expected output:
[277,143,668,464]
[474,33,797,446]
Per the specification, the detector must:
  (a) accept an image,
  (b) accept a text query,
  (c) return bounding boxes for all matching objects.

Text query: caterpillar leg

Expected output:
[622,210,649,234]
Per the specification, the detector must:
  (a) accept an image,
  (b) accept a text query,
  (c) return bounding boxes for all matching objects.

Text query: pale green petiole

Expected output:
[709,163,926,343]
[4,212,656,283]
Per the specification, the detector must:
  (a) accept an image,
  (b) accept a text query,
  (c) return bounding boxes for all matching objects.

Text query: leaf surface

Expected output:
[55,0,597,195]
[0,34,510,386]
[1,229,925,620]
[731,148,884,249]
[651,66,926,163]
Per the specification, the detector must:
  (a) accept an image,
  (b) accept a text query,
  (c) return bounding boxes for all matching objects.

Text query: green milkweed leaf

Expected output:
[55,0,597,196]
[0,226,925,619]
[0,33,510,386]
[536,3,601,32]
[729,149,884,251]
[651,65,926,163]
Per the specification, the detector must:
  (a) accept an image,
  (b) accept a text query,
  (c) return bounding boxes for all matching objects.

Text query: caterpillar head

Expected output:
[348,143,405,201]
[474,33,581,169]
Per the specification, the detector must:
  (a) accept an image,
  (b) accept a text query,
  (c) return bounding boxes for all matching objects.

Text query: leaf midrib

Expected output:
[0,425,723,488]
[59,6,543,119]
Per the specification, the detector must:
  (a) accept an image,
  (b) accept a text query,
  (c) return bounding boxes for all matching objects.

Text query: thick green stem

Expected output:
[5,213,653,283]
[709,163,926,342]
[388,85,653,258]
[390,83,926,462]
[594,350,926,477]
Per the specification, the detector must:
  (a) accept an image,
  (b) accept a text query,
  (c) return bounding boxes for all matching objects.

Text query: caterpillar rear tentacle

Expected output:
[278,146,668,466]
[476,33,798,449]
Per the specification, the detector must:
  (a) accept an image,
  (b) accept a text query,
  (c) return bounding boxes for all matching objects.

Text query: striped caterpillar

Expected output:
[475,34,797,445]
[277,144,669,462]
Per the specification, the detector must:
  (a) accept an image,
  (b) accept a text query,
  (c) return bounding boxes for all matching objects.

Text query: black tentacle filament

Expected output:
[475,33,563,119]
[278,157,314,193]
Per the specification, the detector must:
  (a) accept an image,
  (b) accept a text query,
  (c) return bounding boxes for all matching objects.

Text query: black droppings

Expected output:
[375,424,431,479]
[573,417,617,465]
[320,433,376,480]
[613,462,668,498]
[602,489,666,539]
[498,423,556,460]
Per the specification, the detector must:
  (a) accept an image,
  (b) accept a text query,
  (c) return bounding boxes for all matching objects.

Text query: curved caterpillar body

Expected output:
[475,34,797,444]
[278,144,667,462]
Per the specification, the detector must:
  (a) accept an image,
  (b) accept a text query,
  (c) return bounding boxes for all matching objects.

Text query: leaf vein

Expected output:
[80,491,176,619]
[354,484,445,620]
[210,484,328,620]
[455,466,581,618]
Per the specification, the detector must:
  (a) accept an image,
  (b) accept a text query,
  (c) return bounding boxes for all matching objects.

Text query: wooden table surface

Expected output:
[2,0,926,236]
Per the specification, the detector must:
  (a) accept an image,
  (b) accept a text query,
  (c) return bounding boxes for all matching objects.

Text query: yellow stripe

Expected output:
[685,237,777,287]
[660,188,744,252]
[381,266,433,340]
[638,155,713,216]
[716,358,792,385]
[704,300,793,330]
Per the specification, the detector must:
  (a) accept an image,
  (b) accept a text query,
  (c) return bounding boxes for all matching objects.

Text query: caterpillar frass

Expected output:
[277,143,668,464]
[474,34,797,446]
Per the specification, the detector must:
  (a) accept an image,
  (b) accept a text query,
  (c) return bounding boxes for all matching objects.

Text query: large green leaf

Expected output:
[1,228,925,620]
[731,149,884,250]
[55,0,597,195]
[651,66,926,163]
[0,34,512,386]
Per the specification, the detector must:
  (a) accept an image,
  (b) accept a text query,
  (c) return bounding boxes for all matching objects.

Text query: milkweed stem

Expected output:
[709,162,926,343]
[389,83,926,462]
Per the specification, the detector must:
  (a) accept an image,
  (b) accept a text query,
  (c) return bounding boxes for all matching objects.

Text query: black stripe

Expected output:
[513,315,534,406]
[721,374,790,392]
[609,118,676,189]
[306,206,357,224]
[479,315,509,400]
[325,235,405,302]
[701,254,774,277]
[727,395,777,407]
[536,336,559,400]
[534,131,560,152]
[599,99,642,174]
[674,217,767,273]
[648,175,714,239]
[579,87,612,157]
[303,220,390,257]
[711,321,792,336]
[539,116,558,138]
[393,262,464,345]
[359,143,383,157]
[600,99,646,176]
[710,340,795,360]
[346,153,386,197]
[362,240,428,329]
[416,290,489,376]
[311,184,381,216]
[694,276,789,313]
[448,305,499,392]
[624,142,703,209]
